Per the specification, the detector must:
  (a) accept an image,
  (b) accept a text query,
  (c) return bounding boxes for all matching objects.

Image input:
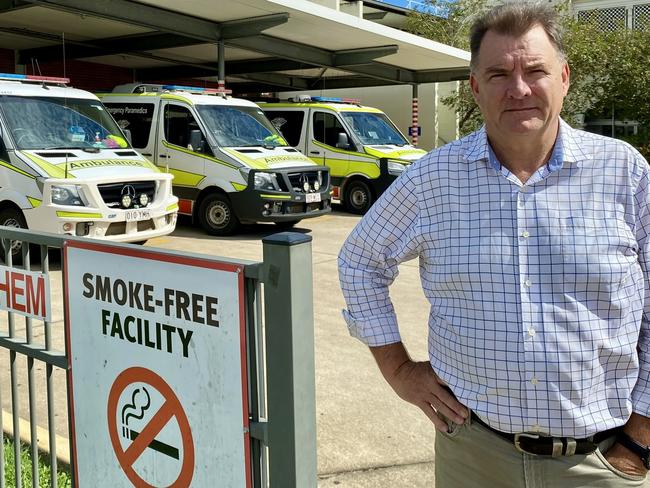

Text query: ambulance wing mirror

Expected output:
[336,132,351,149]
[122,128,132,144]
[189,129,205,153]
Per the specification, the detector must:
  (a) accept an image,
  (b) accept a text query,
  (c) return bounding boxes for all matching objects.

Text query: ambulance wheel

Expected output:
[0,207,27,264]
[274,220,301,230]
[344,180,373,214]
[198,193,240,236]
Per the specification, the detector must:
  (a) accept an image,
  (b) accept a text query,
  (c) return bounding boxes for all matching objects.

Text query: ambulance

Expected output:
[261,96,427,214]
[0,73,178,261]
[98,84,331,235]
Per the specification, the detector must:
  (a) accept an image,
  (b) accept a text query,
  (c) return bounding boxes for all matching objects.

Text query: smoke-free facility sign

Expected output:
[64,240,251,487]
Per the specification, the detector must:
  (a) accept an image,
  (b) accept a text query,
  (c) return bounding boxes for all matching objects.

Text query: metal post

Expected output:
[218,40,225,90]
[262,233,317,488]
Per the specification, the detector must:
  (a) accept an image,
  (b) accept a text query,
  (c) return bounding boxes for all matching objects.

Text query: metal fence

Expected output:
[0,227,317,488]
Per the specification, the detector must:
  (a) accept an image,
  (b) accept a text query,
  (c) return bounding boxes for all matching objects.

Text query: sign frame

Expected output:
[63,239,251,487]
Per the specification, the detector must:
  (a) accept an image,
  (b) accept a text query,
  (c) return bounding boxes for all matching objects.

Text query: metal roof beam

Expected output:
[234,73,311,91]
[415,67,470,83]
[136,58,312,81]
[332,45,398,66]
[23,0,288,42]
[336,62,416,83]
[17,33,199,64]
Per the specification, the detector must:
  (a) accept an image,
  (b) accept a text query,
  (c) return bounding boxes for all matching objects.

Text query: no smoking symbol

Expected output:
[108,367,195,487]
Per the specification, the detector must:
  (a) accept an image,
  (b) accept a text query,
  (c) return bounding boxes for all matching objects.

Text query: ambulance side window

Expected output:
[164,105,209,154]
[105,103,154,149]
[265,110,304,147]
[312,112,349,148]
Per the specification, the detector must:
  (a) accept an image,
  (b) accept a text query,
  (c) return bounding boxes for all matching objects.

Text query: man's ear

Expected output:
[561,62,570,96]
[469,72,480,102]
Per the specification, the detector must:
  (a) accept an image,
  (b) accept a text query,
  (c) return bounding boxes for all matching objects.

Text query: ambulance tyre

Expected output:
[344,180,373,214]
[0,207,27,264]
[198,193,240,236]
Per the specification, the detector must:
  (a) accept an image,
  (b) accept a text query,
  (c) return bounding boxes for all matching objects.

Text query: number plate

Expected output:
[125,209,151,222]
[306,193,321,203]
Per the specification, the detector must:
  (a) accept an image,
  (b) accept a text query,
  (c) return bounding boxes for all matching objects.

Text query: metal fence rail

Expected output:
[0,227,317,488]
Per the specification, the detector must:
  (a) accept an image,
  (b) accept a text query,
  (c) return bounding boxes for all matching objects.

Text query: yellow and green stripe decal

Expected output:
[58,159,158,172]
[56,211,102,219]
[0,159,36,179]
[161,94,194,105]
[166,203,179,212]
[19,152,70,179]
[364,147,426,160]
[260,194,292,200]
[28,197,41,208]
[163,167,205,187]
[161,141,238,170]
[312,140,376,160]
[231,182,247,191]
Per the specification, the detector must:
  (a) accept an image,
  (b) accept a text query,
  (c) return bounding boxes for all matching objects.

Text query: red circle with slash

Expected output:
[108,367,194,488]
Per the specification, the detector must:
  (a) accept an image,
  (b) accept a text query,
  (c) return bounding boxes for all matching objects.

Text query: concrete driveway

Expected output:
[1,208,438,487]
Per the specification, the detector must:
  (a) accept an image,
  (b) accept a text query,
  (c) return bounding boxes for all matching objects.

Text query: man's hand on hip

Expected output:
[370,342,469,433]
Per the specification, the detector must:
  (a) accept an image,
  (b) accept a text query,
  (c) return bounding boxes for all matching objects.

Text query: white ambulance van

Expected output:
[0,73,178,261]
[98,84,331,235]
[261,96,426,214]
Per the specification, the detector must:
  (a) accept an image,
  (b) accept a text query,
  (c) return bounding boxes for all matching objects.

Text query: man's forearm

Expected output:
[624,412,650,444]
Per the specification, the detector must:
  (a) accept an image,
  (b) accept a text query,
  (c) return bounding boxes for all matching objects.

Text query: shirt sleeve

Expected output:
[338,169,423,346]
[632,152,650,416]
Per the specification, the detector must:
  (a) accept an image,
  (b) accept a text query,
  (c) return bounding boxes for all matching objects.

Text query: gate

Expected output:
[0,227,316,488]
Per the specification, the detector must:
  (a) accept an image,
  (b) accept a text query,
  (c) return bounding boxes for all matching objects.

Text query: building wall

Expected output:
[278,81,460,151]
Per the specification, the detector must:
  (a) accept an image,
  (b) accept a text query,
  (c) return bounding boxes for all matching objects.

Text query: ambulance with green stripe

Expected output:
[0,73,178,261]
[99,84,331,236]
[261,96,426,214]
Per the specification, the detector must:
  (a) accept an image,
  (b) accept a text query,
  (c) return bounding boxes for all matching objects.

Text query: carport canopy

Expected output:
[0,0,470,94]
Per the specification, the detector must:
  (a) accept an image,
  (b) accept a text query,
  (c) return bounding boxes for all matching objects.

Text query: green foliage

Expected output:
[406,0,650,158]
[3,437,71,488]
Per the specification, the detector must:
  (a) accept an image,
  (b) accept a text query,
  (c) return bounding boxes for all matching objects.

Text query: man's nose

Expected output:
[506,75,532,98]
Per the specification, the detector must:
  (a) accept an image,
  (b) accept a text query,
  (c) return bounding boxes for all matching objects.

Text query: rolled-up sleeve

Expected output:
[633,158,650,416]
[338,170,423,346]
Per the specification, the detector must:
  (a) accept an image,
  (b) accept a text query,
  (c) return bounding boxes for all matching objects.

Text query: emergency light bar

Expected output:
[162,84,233,96]
[0,73,70,85]
[288,95,361,105]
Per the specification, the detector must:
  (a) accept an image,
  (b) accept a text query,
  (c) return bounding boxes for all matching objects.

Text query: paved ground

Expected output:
[1,207,438,487]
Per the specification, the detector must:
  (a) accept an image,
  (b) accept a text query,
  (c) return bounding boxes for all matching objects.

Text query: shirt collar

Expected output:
[465,118,588,171]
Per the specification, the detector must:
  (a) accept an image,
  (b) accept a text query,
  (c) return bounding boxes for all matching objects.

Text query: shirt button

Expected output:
[531,377,539,385]
[521,231,530,238]
[524,279,532,288]
[528,328,536,337]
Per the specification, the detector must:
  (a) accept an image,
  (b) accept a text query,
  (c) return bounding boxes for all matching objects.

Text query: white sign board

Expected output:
[64,240,251,487]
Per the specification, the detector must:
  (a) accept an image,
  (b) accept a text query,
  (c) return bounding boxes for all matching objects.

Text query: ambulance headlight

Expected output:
[254,172,280,191]
[387,161,407,176]
[51,185,86,206]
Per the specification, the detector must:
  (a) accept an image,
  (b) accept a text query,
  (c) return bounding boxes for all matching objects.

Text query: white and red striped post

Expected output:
[411,84,419,146]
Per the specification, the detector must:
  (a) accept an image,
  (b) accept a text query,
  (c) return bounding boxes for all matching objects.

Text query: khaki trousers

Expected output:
[435,414,649,488]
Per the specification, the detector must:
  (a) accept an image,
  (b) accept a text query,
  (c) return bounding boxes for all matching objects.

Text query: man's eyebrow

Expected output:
[484,66,509,75]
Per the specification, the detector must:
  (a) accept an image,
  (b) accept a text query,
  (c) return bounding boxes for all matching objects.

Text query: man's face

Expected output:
[469,25,570,139]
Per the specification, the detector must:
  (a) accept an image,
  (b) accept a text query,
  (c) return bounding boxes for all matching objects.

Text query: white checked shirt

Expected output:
[338,120,650,437]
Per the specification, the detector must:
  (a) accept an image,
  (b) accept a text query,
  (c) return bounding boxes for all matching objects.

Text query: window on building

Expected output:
[633,4,650,29]
[578,6,627,31]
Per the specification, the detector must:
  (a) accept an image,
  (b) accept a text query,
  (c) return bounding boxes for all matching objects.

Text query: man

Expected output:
[338,3,650,486]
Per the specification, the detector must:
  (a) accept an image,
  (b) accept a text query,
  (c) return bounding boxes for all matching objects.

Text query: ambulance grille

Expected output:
[97,181,156,208]
[286,171,329,193]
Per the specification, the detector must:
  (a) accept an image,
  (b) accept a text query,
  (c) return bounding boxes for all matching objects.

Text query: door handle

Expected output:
[141,152,152,156]
[309,151,320,155]
[159,154,169,159]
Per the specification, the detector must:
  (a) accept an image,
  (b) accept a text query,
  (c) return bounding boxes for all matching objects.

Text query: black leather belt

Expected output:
[471,412,620,457]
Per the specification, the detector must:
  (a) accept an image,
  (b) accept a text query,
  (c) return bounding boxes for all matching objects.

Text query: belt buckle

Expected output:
[514,433,576,457]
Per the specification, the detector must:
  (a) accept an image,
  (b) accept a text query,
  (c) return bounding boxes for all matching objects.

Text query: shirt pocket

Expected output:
[553,217,637,295]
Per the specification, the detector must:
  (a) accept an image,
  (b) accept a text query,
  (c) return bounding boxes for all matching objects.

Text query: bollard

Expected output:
[262,232,317,488]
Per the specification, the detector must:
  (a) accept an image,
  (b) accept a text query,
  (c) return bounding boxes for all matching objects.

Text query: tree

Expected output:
[406,0,650,158]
